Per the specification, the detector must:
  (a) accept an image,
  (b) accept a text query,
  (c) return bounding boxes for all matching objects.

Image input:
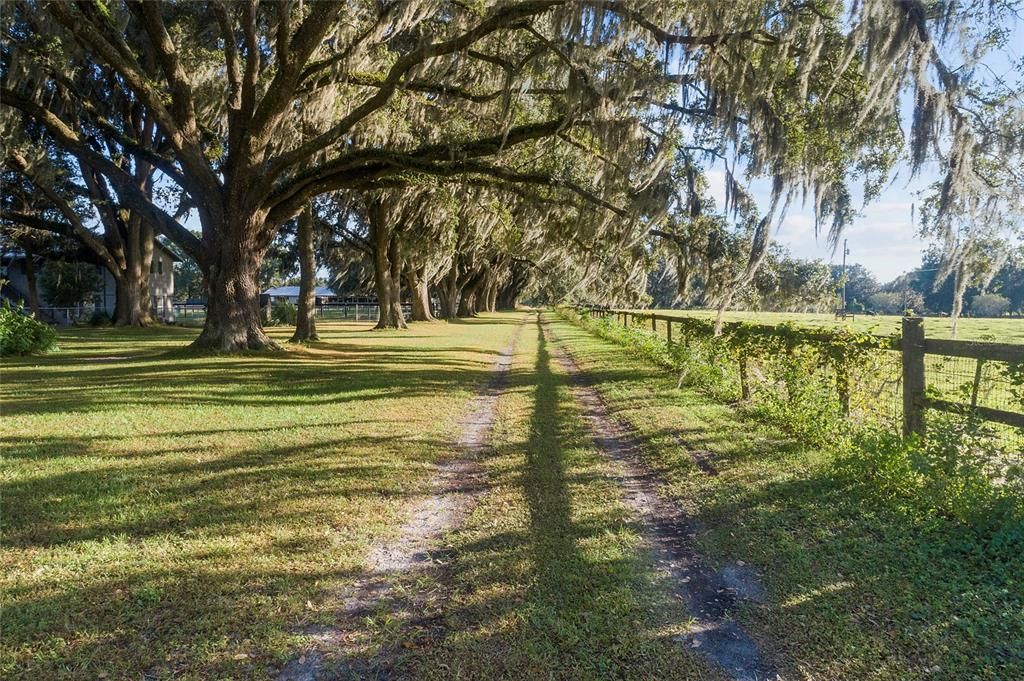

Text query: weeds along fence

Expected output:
[568,307,1024,458]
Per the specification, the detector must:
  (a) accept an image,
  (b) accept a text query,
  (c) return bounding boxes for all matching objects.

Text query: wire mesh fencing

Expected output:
[576,307,1024,462]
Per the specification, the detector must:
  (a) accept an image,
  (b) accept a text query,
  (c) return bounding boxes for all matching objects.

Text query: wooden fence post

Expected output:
[902,317,926,438]
[835,359,850,417]
[651,316,657,333]
[739,355,750,400]
[667,320,672,344]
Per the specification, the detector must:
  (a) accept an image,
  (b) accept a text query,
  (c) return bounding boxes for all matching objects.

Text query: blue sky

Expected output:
[704,168,932,283]
[701,10,1024,284]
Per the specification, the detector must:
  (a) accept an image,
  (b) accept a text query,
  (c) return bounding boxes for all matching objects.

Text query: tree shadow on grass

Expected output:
[3,551,366,680]
[403,320,712,680]
[551,315,1024,680]
[0,339,510,415]
[2,431,449,547]
[2,315,537,680]
[1,422,471,680]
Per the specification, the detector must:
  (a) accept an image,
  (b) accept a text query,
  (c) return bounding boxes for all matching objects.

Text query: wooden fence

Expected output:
[901,317,1024,435]
[579,307,1024,444]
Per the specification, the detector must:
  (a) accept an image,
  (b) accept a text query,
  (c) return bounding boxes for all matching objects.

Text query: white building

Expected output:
[1,242,180,324]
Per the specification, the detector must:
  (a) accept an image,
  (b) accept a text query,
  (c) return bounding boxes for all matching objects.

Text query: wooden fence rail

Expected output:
[578,307,1024,442]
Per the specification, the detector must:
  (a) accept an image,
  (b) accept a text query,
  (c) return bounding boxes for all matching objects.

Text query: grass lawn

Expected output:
[634,308,1024,342]
[1,315,526,679]
[5,311,1021,680]
[403,314,717,679]
[550,313,1024,680]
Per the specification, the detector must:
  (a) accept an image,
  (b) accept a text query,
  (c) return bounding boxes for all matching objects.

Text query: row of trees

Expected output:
[2,2,1020,349]
[649,243,1024,319]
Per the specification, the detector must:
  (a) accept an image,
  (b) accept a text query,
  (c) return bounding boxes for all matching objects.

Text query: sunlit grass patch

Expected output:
[1,315,525,680]
[551,314,1024,680]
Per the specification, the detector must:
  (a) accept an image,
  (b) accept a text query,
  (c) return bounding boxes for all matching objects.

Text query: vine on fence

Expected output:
[564,307,891,446]
[561,306,1023,551]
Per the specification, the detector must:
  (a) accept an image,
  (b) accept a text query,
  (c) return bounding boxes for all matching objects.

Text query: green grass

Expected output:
[1,315,527,680]
[6,312,1021,679]
[550,314,1024,680]
[403,314,718,679]
[635,309,1024,342]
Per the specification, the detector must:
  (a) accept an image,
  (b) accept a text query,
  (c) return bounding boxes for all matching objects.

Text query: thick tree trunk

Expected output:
[485,277,498,312]
[370,208,407,329]
[112,215,155,327]
[138,219,155,322]
[439,264,460,319]
[113,275,150,326]
[457,288,477,317]
[713,293,734,336]
[406,266,435,322]
[193,236,276,350]
[496,283,520,310]
[949,260,968,339]
[22,249,41,315]
[457,267,488,318]
[496,262,530,310]
[291,203,319,342]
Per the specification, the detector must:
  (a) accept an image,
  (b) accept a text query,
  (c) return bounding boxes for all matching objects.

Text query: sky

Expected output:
[704,169,930,283]
[700,10,1024,285]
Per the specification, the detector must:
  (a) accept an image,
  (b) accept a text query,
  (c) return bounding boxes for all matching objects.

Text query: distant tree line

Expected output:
[648,243,1024,318]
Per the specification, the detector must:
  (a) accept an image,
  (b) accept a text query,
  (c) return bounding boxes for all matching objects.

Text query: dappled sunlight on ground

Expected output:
[1,315,526,680]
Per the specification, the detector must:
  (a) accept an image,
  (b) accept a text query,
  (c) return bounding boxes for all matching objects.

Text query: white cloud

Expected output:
[770,200,922,282]
[704,169,727,208]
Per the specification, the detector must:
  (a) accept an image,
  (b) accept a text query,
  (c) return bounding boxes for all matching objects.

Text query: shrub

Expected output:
[838,415,1023,560]
[0,300,58,356]
[866,291,903,315]
[270,300,298,326]
[970,293,1010,318]
[560,308,884,446]
[89,310,112,326]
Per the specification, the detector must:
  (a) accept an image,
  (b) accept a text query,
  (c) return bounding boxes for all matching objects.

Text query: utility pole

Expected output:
[840,238,850,312]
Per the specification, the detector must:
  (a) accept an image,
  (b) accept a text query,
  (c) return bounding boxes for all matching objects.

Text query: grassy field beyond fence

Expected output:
[636,309,1024,343]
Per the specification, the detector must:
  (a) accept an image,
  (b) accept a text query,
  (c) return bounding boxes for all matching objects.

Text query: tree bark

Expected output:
[113,274,147,326]
[713,292,734,336]
[406,266,435,322]
[485,276,498,312]
[496,261,530,310]
[439,263,461,319]
[949,260,969,339]
[291,203,320,342]
[22,247,41,315]
[370,204,407,329]
[112,215,155,327]
[457,288,477,317]
[194,233,276,350]
[457,267,488,317]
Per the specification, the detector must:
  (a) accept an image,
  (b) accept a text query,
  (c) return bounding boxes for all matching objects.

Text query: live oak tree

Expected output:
[3,146,163,326]
[3,1,667,347]
[916,51,1024,337]
[2,44,173,326]
[3,2,1016,347]
[290,201,319,342]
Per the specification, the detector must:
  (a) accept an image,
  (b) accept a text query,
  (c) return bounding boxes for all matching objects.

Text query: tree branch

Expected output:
[264,0,561,178]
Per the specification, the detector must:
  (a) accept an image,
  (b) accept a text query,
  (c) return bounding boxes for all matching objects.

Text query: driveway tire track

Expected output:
[541,314,780,681]
[277,316,527,681]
